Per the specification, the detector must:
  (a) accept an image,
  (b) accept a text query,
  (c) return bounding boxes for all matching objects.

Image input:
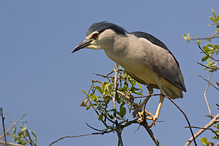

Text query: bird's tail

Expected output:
[162,86,183,99]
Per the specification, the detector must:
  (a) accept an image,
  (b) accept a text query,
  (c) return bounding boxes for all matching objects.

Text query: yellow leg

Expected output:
[148,94,164,127]
[138,85,165,128]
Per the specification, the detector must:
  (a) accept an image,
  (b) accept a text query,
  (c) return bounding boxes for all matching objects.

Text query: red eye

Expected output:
[93,33,99,38]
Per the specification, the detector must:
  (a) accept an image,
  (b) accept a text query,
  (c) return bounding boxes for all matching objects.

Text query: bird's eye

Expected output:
[92,33,99,39]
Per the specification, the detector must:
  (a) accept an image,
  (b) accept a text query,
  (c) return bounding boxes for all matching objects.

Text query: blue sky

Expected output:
[0,1,218,146]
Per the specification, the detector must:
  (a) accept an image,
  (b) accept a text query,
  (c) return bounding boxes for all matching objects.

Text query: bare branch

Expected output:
[0,140,23,146]
[117,130,123,146]
[204,73,213,117]
[164,96,197,146]
[195,74,219,91]
[86,123,106,132]
[93,72,114,79]
[113,68,118,123]
[190,35,219,40]
[0,108,7,146]
[185,126,219,137]
[185,114,219,145]
[140,122,161,146]
[48,130,113,146]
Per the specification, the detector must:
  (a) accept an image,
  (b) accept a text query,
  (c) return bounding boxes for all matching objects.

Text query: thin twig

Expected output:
[25,129,36,146]
[7,113,15,125]
[164,96,197,146]
[185,114,219,146]
[48,130,113,146]
[0,140,23,146]
[0,108,7,146]
[141,122,161,146]
[113,68,118,123]
[197,62,219,70]
[86,123,105,132]
[195,74,219,91]
[190,35,219,40]
[204,73,213,118]
[93,73,114,79]
[185,126,219,137]
[198,44,219,61]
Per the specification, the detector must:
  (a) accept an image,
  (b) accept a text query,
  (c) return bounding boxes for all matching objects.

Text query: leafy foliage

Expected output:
[9,121,37,146]
[80,68,146,133]
[184,9,219,145]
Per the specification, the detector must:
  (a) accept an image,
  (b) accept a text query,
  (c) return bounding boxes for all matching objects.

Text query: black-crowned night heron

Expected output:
[72,21,186,126]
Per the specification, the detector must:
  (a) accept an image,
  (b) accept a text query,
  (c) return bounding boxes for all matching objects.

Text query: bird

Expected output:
[72,21,186,126]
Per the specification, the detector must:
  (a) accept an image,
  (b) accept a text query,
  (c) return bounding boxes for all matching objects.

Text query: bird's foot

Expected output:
[137,110,158,128]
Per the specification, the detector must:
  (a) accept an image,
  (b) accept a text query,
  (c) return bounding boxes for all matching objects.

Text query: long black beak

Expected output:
[71,39,93,53]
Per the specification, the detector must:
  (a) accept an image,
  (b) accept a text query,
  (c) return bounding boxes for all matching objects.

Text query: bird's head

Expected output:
[72,21,126,53]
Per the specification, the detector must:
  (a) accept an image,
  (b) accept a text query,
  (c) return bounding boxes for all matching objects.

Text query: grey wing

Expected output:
[130,31,186,92]
[144,44,186,92]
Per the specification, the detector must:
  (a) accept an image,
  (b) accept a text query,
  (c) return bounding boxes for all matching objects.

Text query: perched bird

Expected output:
[72,21,186,125]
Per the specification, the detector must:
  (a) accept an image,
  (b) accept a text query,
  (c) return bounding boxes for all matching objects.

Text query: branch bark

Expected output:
[185,114,219,146]
[203,73,213,118]
[48,130,113,146]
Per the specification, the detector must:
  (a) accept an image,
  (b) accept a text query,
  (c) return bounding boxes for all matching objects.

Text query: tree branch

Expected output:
[0,108,7,146]
[197,62,219,70]
[185,114,219,145]
[113,67,118,123]
[164,96,197,146]
[195,74,219,91]
[48,130,113,146]
[198,44,219,61]
[0,140,23,146]
[203,73,213,118]
[140,122,161,146]
[190,35,219,40]
[185,126,219,137]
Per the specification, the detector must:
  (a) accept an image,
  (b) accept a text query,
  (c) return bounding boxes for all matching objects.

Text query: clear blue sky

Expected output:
[1,1,218,146]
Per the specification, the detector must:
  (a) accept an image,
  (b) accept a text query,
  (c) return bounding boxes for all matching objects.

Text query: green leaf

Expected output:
[210,16,215,22]
[13,127,16,134]
[94,86,103,94]
[81,89,89,97]
[196,40,202,44]
[86,104,93,110]
[206,58,211,65]
[136,81,143,92]
[183,33,191,41]
[206,44,214,48]
[31,131,37,141]
[212,9,216,19]
[119,105,126,118]
[108,113,114,119]
[202,55,209,62]
[217,15,219,21]
[98,114,103,121]
[18,140,26,145]
[90,94,98,101]
[216,123,219,129]
[18,131,23,137]
[199,137,208,145]
[134,91,143,96]
[183,34,187,40]
[202,46,209,52]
